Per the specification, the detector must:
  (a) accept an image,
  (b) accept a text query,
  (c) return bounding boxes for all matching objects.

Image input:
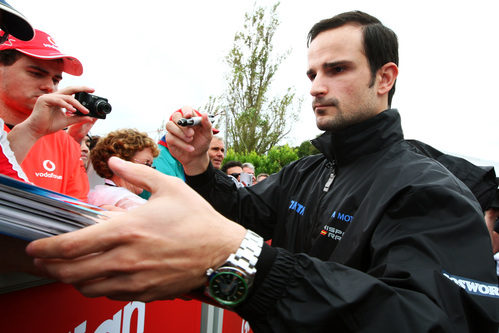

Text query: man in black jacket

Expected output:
[28,10,498,332]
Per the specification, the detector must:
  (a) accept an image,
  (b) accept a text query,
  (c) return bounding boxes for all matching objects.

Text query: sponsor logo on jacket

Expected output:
[34,159,62,180]
[443,271,499,298]
[289,200,305,215]
[319,210,354,240]
[331,210,354,223]
[320,225,344,241]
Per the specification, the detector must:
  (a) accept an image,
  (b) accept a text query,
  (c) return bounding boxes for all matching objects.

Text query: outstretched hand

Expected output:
[26,156,246,302]
[165,106,213,175]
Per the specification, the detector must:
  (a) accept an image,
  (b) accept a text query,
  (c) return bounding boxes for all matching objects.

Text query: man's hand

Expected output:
[26,156,246,302]
[8,86,95,163]
[67,118,98,144]
[165,106,213,176]
[484,208,499,253]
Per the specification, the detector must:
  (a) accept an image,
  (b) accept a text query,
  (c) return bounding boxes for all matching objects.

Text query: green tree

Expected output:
[224,144,299,175]
[295,139,319,158]
[207,2,301,155]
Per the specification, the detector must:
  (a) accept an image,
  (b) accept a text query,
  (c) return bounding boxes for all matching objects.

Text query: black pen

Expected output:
[177,115,215,127]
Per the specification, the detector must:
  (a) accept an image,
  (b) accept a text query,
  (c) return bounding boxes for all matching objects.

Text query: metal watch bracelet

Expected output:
[206,229,264,285]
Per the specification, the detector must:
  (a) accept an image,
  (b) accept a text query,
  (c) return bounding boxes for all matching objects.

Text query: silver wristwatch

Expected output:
[205,229,264,306]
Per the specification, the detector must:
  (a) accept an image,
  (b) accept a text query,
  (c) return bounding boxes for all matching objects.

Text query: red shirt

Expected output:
[20,130,89,201]
[0,120,28,182]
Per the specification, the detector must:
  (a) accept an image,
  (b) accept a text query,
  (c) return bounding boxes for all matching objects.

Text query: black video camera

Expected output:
[74,92,112,119]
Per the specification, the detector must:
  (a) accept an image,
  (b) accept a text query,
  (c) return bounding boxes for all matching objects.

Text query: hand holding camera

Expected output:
[74,92,112,119]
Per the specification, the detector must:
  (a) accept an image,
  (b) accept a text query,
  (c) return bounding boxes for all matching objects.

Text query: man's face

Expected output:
[226,166,243,181]
[80,137,90,169]
[208,138,225,169]
[242,166,254,176]
[0,55,63,123]
[307,24,382,132]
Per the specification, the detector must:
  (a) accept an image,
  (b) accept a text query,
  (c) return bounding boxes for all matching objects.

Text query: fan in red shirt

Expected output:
[0,27,92,201]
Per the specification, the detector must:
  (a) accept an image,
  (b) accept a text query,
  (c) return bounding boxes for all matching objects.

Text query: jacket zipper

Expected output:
[323,162,336,192]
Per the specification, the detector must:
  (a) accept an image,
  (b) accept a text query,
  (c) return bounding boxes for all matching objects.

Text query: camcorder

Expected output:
[74,92,112,119]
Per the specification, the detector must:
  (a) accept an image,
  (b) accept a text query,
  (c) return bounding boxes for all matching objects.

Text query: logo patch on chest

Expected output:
[319,225,344,240]
[331,210,354,223]
[288,200,305,215]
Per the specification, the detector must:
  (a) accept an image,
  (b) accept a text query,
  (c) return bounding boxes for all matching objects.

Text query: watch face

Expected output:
[209,270,248,306]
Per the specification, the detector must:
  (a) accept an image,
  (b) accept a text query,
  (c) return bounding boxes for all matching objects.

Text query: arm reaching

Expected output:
[26,156,246,302]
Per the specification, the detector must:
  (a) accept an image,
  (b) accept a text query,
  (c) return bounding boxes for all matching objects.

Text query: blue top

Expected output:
[139,135,185,199]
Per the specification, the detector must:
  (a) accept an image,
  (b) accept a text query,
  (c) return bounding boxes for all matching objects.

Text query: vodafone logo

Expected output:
[43,36,59,50]
[43,160,56,172]
[47,36,57,46]
[35,160,62,180]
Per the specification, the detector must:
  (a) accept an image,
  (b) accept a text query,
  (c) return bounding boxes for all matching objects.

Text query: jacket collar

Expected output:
[312,109,404,165]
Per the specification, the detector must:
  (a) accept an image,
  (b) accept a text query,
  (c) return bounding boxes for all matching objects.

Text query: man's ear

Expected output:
[376,62,398,96]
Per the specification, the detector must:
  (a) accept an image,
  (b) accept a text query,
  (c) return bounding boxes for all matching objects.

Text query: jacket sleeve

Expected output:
[186,162,288,240]
[235,184,499,333]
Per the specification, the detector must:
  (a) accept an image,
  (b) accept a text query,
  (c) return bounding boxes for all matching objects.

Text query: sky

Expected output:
[13,0,499,169]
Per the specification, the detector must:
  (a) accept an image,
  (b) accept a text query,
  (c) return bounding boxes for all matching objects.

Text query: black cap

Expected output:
[0,0,34,41]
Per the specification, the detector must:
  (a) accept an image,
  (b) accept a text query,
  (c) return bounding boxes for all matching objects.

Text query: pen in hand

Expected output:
[177,115,215,127]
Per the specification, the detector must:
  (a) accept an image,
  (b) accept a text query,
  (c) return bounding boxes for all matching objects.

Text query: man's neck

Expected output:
[0,101,29,126]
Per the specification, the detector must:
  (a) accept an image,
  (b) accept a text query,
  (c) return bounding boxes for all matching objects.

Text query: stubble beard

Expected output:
[313,97,350,132]
[313,96,379,132]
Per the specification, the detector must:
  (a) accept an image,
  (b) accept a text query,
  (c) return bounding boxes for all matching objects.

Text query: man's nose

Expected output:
[310,75,327,97]
[40,79,56,93]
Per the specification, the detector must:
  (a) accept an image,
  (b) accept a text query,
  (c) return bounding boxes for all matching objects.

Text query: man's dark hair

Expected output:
[221,160,243,174]
[307,11,399,106]
[0,49,63,67]
[0,49,22,66]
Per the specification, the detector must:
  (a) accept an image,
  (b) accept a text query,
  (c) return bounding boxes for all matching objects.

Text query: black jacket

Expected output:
[187,109,499,332]
[406,139,497,211]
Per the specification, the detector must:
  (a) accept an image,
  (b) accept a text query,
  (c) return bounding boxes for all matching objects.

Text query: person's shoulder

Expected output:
[385,144,473,193]
[291,153,326,167]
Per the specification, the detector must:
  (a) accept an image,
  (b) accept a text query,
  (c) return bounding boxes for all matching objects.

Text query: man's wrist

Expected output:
[7,121,41,163]
[11,120,43,142]
[183,153,210,176]
[205,229,264,307]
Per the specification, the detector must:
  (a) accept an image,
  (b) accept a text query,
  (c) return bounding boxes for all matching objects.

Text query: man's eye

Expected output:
[29,71,43,77]
[332,66,345,73]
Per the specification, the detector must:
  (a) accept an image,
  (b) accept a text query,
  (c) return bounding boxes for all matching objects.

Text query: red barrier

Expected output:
[0,282,202,332]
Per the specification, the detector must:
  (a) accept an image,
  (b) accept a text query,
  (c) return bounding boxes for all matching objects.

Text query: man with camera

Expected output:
[0,0,97,273]
[0,28,91,201]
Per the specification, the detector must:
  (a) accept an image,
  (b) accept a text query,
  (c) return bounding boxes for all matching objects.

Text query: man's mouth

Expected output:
[312,98,337,112]
[314,104,331,114]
